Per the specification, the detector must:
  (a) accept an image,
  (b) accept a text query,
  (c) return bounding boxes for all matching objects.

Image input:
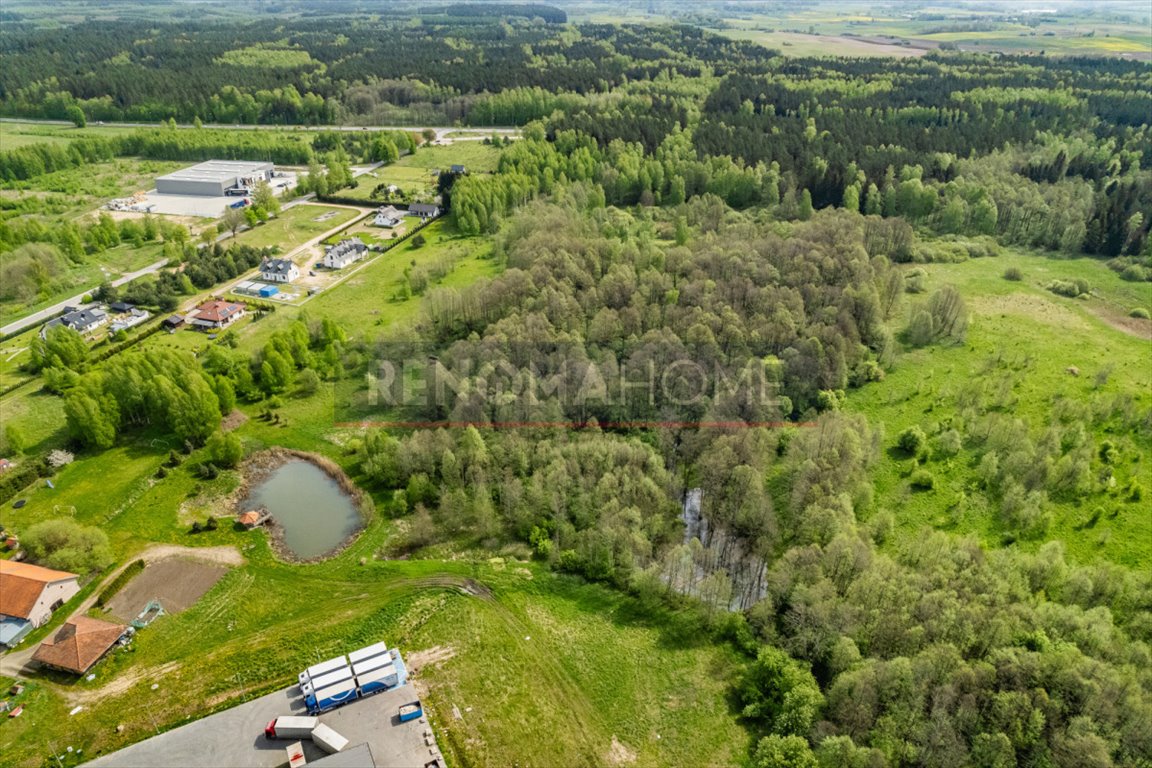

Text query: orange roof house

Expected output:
[0,560,80,628]
[33,616,126,674]
[238,510,263,528]
[190,300,245,329]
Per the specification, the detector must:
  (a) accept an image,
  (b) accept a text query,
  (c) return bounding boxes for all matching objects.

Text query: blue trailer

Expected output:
[305,679,359,714]
[356,663,398,696]
[398,702,423,723]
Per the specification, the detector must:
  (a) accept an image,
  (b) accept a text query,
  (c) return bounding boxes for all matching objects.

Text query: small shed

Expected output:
[238,510,266,529]
[258,285,280,298]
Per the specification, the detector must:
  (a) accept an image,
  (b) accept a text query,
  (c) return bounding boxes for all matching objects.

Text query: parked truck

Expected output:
[265,716,319,740]
[305,679,359,714]
[311,723,349,755]
[302,665,354,695]
[299,655,348,687]
[351,652,392,678]
[347,642,388,667]
[356,663,399,696]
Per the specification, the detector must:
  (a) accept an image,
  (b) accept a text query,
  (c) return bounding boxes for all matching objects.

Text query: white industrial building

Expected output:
[156,160,274,197]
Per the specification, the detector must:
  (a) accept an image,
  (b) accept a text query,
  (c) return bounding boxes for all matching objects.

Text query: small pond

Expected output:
[242,459,362,559]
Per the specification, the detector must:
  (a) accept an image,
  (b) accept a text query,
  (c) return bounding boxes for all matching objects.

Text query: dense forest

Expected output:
[3,11,1151,768]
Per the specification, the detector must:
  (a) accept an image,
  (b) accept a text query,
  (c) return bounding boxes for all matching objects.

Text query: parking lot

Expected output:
[130,173,299,217]
[84,683,439,767]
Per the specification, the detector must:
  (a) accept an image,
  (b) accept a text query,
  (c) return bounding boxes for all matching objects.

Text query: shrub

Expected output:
[1130,307,1150,319]
[1047,278,1090,298]
[1120,264,1146,282]
[910,469,936,490]
[22,518,113,573]
[896,425,927,455]
[1002,266,1024,281]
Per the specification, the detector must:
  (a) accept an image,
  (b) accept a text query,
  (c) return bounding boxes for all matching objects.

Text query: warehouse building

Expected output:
[156,160,274,197]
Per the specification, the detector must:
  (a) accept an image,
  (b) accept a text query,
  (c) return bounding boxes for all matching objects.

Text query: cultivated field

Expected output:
[105,558,229,621]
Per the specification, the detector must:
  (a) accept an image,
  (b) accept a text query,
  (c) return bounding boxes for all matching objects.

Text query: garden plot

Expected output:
[105,558,228,622]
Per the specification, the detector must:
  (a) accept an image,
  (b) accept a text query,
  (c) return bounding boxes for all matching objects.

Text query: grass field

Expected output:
[340,143,504,203]
[846,248,1152,569]
[229,203,363,252]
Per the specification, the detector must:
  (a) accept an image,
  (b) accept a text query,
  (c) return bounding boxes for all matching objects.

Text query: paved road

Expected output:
[0,117,520,141]
[0,259,170,338]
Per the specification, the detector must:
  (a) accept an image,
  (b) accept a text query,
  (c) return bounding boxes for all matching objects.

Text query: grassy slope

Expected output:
[848,248,1152,568]
[0,209,744,768]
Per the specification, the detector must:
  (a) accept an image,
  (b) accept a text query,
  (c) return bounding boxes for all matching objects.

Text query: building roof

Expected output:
[238,511,262,525]
[60,308,107,329]
[450,165,467,173]
[309,743,376,767]
[377,205,402,218]
[0,616,31,645]
[409,203,440,215]
[109,302,135,313]
[261,258,298,275]
[0,561,79,621]
[157,160,273,186]
[164,314,185,326]
[194,301,244,324]
[33,616,126,674]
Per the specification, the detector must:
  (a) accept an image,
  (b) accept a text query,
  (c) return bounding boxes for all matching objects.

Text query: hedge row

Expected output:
[96,559,146,608]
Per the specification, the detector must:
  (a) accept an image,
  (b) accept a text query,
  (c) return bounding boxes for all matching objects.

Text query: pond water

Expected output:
[243,459,362,559]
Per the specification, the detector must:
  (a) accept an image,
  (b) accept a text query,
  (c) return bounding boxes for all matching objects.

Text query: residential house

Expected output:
[41,308,108,338]
[108,302,135,314]
[190,300,245,330]
[449,164,467,174]
[321,239,368,269]
[373,205,403,228]
[33,616,127,674]
[260,257,300,284]
[0,561,81,647]
[408,203,441,220]
[109,308,151,334]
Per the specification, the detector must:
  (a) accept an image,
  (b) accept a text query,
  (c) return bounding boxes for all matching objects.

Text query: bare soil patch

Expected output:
[105,558,228,622]
[971,293,1091,331]
[221,409,249,431]
[607,735,637,765]
[1089,305,1152,340]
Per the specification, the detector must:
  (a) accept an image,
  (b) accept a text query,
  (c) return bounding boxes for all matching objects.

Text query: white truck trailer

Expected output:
[347,642,388,666]
[301,664,354,695]
[265,716,320,739]
[311,723,349,754]
[298,655,348,687]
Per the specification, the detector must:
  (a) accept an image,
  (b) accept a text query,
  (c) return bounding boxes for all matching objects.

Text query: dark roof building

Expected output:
[190,300,245,329]
[408,203,441,219]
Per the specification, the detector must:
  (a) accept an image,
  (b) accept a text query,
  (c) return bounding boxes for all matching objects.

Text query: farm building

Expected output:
[156,160,273,197]
[163,314,185,330]
[322,239,368,269]
[260,258,300,284]
[408,203,440,220]
[0,561,81,645]
[190,300,245,330]
[373,206,403,228]
[33,616,127,674]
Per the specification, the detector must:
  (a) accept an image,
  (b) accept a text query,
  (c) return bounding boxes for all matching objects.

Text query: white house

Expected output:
[322,239,368,269]
[109,308,151,333]
[260,257,300,283]
[0,560,81,630]
[373,205,402,228]
[41,307,108,338]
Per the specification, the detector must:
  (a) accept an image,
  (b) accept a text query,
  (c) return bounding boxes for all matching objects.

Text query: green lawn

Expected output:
[228,203,364,252]
[845,248,1152,569]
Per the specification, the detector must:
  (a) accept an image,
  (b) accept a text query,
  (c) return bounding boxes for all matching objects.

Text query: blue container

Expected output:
[259,285,279,298]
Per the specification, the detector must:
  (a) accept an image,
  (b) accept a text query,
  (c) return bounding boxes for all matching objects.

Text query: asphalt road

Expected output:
[0,259,170,338]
